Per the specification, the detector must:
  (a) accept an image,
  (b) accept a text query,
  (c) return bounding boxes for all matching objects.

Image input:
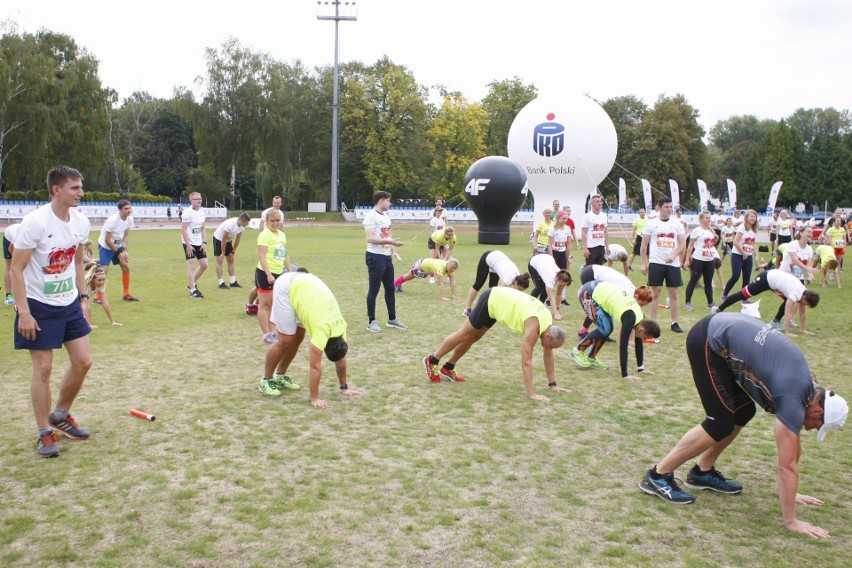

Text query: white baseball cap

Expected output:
[817,391,848,442]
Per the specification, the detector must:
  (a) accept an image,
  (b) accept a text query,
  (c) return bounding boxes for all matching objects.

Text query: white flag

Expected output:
[668,179,680,209]
[618,178,627,210]
[766,181,783,214]
[641,179,653,210]
[726,179,737,211]
[696,179,710,210]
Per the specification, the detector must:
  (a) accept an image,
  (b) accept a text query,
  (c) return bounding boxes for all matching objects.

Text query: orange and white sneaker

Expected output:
[423,356,441,383]
[439,367,465,382]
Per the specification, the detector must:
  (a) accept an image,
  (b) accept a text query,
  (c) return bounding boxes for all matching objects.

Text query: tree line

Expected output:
[1,26,850,211]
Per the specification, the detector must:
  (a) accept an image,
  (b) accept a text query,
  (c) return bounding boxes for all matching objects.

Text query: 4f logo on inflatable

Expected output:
[465,178,491,197]
[533,113,565,157]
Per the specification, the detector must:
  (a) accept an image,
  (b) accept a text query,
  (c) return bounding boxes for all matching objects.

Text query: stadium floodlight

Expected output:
[316,1,358,213]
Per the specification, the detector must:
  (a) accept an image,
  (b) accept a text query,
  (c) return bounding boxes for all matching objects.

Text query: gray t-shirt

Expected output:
[707,313,814,434]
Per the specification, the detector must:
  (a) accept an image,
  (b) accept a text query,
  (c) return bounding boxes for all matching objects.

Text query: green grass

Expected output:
[0,223,850,567]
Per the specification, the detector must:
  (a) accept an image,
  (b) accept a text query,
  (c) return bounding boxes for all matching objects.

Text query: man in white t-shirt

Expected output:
[582,194,609,266]
[10,166,93,458]
[363,191,406,333]
[641,197,687,333]
[213,213,251,289]
[180,192,207,298]
[259,195,283,232]
[97,199,137,302]
[606,243,629,275]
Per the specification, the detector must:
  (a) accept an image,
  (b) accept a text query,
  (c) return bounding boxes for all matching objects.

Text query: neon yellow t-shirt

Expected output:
[536,220,553,246]
[418,258,449,276]
[289,274,347,350]
[430,229,457,247]
[257,228,289,274]
[815,245,836,268]
[591,281,644,323]
[827,226,847,248]
[632,217,648,238]
[487,287,552,335]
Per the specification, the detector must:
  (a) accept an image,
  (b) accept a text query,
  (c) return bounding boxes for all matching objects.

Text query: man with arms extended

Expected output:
[581,194,609,266]
[213,213,250,289]
[260,270,362,407]
[363,191,407,333]
[639,313,847,539]
[423,287,569,401]
[10,166,94,457]
[181,192,207,298]
[97,199,138,302]
[641,197,686,333]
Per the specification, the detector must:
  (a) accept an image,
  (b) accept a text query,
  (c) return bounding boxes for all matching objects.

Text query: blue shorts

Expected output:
[14,297,91,350]
[99,244,125,266]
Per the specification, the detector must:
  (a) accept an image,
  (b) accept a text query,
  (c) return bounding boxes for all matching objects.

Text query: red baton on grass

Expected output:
[130,409,156,421]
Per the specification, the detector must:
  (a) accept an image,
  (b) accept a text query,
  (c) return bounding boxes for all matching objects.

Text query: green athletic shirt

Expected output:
[633,216,648,237]
[289,274,347,350]
[419,258,449,276]
[591,281,643,324]
[487,287,552,335]
[814,244,836,268]
[256,228,288,274]
[430,229,457,246]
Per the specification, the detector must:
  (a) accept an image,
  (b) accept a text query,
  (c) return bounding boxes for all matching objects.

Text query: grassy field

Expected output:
[0,223,850,567]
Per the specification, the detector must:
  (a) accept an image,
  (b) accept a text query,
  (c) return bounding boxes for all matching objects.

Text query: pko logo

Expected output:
[533,113,565,157]
[465,178,490,196]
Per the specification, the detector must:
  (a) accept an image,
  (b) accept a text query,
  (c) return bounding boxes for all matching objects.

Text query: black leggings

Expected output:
[723,253,753,297]
[717,271,787,323]
[687,316,757,441]
[685,258,714,305]
[471,251,501,292]
[528,263,548,303]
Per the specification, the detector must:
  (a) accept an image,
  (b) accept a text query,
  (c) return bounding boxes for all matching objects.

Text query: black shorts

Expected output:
[255,267,282,292]
[2,235,11,260]
[472,252,500,291]
[427,238,437,250]
[182,243,207,260]
[468,288,497,330]
[632,238,642,256]
[213,238,234,257]
[647,263,683,287]
[585,245,606,266]
[769,233,777,243]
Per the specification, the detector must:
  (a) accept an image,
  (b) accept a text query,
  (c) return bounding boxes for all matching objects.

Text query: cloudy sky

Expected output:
[3,1,850,135]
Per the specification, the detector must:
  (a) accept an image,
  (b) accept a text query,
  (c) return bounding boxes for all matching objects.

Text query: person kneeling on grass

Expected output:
[259,270,362,407]
[82,266,122,328]
[639,313,847,539]
[422,287,569,401]
[570,281,659,380]
[394,257,458,300]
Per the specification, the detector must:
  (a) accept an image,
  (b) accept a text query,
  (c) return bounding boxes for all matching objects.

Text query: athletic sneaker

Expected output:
[684,302,693,311]
[439,367,465,382]
[685,466,743,494]
[218,282,229,289]
[708,304,717,313]
[123,294,139,301]
[394,285,403,293]
[93,298,102,305]
[367,320,382,333]
[262,331,278,345]
[49,413,90,440]
[423,356,441,383]
[577,327,588,339]
[671,323,684,333]
[429,277,436,284]
[38,432,60,458]
[569,349,592,368]
[5,293,15,305]
[791,320,799,328]
[720,294,727,303]
[639,469,696,504]
[386,319,408,330]
[561,299,570,307]
[271,373,300,391]
[462,308,471,318]
[190,288,204,299]
[587,357,608,370]
[245,304,258,316]
[258,378,282,397]
[770,320,783,330]
[230,281,243,288]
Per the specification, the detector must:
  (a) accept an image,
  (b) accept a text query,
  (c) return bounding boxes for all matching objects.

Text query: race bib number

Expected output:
[792,265,804,278]
[835,239,845,247]
[701,249,714,259]
[535,244,549,254]
[655,239,676,249]
[43,274,75,299]
[591,231,604,240]
[272,246,288,260]
[191,227,201,234]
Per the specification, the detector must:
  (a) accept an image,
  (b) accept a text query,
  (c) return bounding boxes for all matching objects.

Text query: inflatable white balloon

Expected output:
[507,94,617,233]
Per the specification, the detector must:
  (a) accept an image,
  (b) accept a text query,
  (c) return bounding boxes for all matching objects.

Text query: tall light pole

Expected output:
[317,1,357,213]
